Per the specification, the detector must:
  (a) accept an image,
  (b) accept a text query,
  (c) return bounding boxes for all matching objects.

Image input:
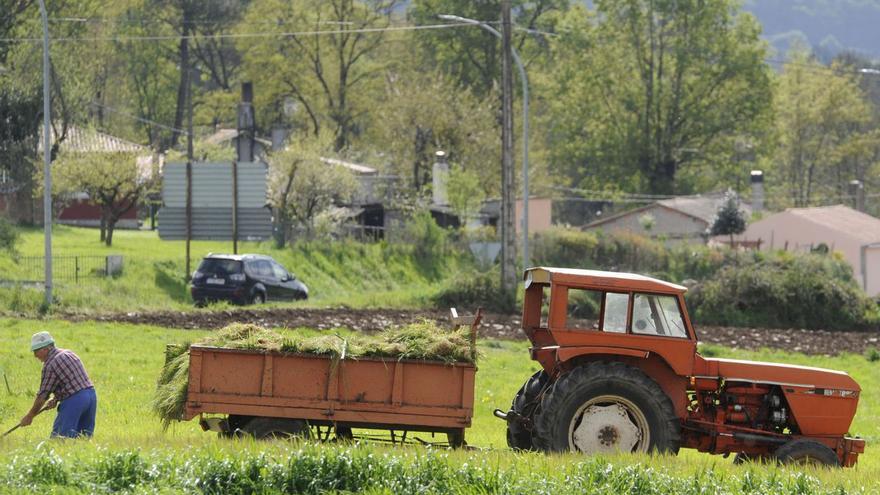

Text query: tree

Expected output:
[709,190,746,246]
[447,163,486,227]
[49,152,153,246]
[772,50,878,207]
[543,1,773,194]
[238,0,399,151]
[409,0,568,97]
[367,68,501,193]
[268,134,358,244]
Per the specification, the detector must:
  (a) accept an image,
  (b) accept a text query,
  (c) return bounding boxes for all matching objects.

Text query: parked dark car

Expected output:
[190,253,308,306]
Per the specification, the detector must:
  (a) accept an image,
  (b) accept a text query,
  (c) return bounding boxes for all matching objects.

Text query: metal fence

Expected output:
[4,255,121,283]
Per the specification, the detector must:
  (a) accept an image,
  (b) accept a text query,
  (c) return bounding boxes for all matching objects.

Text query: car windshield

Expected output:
[197,258,242,275]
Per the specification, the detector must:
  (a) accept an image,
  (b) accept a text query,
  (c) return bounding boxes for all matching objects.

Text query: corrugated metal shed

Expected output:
[157,207,272,240]
[158,161,272,240]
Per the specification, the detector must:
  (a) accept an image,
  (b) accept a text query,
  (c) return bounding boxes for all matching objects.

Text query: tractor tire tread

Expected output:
[532,361,680,454]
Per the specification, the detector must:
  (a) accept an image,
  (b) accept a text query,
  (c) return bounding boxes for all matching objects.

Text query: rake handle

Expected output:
[3,405,54,438]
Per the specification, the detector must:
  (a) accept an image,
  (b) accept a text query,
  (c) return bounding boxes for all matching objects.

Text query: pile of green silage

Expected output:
[153,321,476,427]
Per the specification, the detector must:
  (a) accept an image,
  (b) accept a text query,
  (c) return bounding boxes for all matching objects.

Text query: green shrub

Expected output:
[432,268,516,313]
[0,217,19,253]
[866,347,880,362]
[687,254,878,330]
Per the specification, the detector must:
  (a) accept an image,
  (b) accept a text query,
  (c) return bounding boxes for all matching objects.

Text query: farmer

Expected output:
[19,331,97,438]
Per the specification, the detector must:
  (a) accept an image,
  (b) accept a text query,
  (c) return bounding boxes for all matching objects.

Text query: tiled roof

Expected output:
[39,124,146,153]
[657,194,751,224]
[786,205,880,245]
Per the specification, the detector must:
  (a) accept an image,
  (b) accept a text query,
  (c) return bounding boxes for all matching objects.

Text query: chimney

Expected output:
[750,170,764,213]
[849,180,865,212]
[271,126,288,151]
[236,82,255,162]
[432,150,449,206]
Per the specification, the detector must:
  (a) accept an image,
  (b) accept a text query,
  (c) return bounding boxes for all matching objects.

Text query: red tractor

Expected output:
[496,267,865,466]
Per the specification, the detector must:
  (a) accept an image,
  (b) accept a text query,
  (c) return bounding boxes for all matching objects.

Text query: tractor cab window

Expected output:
[603,292,628,333]
[565,288,602,329]
[631,293,688,338]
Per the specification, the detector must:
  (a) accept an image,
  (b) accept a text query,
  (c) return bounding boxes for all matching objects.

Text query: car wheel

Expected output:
[250,292,266,305]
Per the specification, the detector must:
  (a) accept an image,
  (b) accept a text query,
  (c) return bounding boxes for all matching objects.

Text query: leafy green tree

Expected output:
[543,1,772,194]
[709,191,746,246]
[238,0,399,152]
[48,151,153,246]
[367,67,500,193]
[772,50,878,207]
[268,133,358,244]
[447,163,486,226]
[409,0,568,96]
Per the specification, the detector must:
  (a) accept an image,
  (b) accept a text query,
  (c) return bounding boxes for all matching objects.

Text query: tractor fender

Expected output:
[556,348,690,419]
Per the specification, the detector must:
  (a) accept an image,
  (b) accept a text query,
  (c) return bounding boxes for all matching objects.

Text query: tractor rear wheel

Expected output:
[774,439,840,467]
[507,370,549,451]
[532,362,680,455]
[240,417,310,440]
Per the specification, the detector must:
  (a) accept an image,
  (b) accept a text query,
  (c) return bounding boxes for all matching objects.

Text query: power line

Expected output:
[0,21,477,43]
[90,101,190,137]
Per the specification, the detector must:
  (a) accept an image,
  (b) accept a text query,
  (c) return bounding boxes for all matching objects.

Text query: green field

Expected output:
[0,226,465,314]
[1,319,878,493]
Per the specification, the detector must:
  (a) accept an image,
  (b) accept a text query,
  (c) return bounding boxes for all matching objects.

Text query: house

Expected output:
[480,198,554,234]
[41,125,155,229]
[583,193,751,244]
[732,205,880,296]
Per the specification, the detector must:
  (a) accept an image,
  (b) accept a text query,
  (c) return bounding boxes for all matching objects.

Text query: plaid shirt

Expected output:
[38,347,93,401]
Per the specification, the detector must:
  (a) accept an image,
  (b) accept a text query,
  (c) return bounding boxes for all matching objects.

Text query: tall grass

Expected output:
[0,445,874,494]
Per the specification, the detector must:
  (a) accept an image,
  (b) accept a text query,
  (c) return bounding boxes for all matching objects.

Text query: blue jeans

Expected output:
[51,387,97,438]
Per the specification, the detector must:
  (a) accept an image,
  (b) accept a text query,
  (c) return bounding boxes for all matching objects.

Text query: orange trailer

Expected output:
[181,311,480,446]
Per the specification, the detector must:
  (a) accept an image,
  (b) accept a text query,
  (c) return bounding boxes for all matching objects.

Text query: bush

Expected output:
[0,217,19,253]
[687,254,878,330]
[432,268,516,313]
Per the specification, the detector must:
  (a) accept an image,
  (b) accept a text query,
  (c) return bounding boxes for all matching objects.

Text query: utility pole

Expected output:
[185,65,193,280]
[38,0,52,306]
[500,0,517,301]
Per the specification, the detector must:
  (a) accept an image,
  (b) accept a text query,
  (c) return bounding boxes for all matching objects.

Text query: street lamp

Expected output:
[38,0,52,305]
[438,13,531,270]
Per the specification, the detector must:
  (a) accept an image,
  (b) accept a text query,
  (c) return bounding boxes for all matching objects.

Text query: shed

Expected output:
[734,205,880,296]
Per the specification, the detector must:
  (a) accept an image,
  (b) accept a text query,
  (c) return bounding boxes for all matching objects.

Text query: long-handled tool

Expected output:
[2,405,53,438]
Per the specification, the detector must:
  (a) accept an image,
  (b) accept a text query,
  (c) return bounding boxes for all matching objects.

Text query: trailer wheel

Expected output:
[241,417,310,440]
[774,439,840,467]
[507,370,549,451]
[532,362,680,455]
[447,429,466,448]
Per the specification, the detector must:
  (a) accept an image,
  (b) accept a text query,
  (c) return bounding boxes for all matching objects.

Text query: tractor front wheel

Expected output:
[774,439,840,467]
[507,370,549,451]
[532,362,680,455]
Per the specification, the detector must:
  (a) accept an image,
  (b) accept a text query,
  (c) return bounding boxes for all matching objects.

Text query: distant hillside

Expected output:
[741,1,880,61]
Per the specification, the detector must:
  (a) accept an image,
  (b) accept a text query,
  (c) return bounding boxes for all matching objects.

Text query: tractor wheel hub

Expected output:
[573,403,641,453]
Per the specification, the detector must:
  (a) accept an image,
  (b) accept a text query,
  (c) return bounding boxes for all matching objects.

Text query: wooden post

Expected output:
[232,161,239,254]
[500,0,517,302]
[185,65,194,280]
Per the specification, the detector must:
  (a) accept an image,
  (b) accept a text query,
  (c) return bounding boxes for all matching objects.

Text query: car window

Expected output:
[197,259,242,275]
[248,260,273,278]
[632,293,688,338]
[603,292,628,333]
[271,262,288,280]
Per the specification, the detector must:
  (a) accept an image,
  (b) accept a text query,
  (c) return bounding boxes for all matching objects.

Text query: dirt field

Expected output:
[64,307,880,356]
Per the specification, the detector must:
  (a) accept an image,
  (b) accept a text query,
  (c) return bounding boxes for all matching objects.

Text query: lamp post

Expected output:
[438,13,531,270]
[38,0,52,305]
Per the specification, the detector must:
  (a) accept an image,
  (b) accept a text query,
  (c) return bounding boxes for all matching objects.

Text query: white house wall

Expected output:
[739,211,876,296]
[585,205,708,242]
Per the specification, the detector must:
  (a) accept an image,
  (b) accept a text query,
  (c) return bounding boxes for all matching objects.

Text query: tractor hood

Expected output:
[698,357,860,392]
